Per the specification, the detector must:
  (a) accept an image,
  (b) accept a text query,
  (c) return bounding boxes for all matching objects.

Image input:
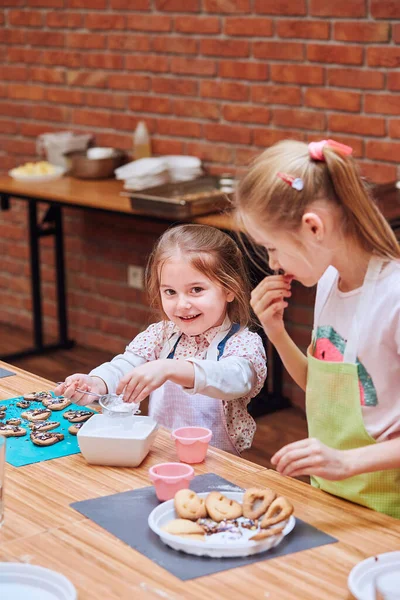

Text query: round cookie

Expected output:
[30,432,64,446]
[174,489,207,521]
[0,411,5,420]
[205,491,243,522]
[0,405,7,412]
[21,408,52,422]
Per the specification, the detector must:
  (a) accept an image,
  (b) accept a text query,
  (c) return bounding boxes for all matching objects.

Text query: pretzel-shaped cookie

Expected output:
[260,496,294,528]
[174,489,207,521]
[242,487,276,520]
[205,491,243,522]
[249,525,285,541]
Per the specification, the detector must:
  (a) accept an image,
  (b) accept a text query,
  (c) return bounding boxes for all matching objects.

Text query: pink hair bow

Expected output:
[308,139,353,161]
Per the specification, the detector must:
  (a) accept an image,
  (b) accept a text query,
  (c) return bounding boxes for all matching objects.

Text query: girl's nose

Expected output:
[269,256,280,272]
[177,295,191,309]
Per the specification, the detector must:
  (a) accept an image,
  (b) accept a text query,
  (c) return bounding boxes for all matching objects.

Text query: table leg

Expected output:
[0,197,74,361]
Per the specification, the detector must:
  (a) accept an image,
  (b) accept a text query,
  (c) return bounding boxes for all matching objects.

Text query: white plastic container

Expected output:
[77,414,158,467]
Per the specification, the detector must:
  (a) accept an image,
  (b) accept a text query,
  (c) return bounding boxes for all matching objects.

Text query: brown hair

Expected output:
[236,139,400,260]
[146,224,252,327]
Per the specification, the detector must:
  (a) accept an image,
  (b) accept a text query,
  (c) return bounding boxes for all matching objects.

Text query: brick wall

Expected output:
[1,0,400,408]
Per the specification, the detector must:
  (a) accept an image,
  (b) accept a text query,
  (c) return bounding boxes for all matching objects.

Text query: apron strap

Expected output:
[313,266,338,340]
[166,323,241,361]
[216,323,240,361]
[343,256,383,364]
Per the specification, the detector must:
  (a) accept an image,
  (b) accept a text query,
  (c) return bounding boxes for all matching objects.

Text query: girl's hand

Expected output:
[271,438,351,481]
[54,374,106,405]
[251,274,292,342]
[116,360,171,404]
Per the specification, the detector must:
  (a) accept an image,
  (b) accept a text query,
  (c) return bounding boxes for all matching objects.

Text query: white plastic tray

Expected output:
[0,563,77,600]
[348,551,400,600]
[148,491,295,558]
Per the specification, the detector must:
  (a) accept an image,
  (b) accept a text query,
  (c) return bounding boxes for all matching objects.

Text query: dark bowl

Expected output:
[64,149,125,179]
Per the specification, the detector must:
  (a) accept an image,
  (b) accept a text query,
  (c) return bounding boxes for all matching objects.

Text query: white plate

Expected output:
[0,563,77,600]
[9,166,66,182]
[348,551,400,600]
[148,491,295,558]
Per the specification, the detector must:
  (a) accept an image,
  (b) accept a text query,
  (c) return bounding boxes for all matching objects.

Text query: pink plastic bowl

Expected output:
[171,426,212,464]
[148,462,194,501]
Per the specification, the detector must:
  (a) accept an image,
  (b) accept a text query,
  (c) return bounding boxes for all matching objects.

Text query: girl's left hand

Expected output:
[271,438,351,481]
[116,360,171,404]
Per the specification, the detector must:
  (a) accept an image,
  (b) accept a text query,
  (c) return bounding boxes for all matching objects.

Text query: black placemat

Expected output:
[0,368,15,379]
[71,473,338,581]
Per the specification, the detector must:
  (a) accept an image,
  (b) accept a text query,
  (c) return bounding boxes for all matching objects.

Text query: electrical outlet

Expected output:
[127,265,144,290]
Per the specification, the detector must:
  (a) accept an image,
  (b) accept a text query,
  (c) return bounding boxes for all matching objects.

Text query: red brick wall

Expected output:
[1,1,400,408]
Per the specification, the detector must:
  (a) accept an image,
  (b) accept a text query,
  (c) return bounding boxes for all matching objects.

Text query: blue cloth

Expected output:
[1,395,95,467]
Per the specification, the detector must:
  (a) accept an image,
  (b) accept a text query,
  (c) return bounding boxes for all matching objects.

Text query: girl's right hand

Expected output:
[54,374,103,405]
[250,274,292,342]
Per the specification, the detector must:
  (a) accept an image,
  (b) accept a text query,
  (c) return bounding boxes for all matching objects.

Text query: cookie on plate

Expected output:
[30,432,64,446]
[21,408,52,422]
[63,410,93,423]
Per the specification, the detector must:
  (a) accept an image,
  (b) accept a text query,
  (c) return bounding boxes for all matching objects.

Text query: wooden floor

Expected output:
[1,323,309,475]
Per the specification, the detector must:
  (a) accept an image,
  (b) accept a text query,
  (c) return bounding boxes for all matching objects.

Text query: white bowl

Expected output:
[77,414,158,467]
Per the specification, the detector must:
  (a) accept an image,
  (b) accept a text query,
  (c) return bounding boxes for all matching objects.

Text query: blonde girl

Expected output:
[56,224,266,454]
[236,139,400,517]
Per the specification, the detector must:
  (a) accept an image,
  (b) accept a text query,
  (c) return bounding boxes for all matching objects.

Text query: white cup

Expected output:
[375,571,400,599]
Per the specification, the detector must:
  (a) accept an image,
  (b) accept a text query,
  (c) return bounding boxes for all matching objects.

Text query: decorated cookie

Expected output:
[30,432,64,446]
[42,397,71,411]
[23,391,53,401]
[6,418,21,426]
[0,412,5,420]
[63,410,93,423]
[0,424,26,437]
[0,405,7,412]
[21,408,52,422]
[16,400,31,409]
[68,422,85,435]
[29,421,60,433]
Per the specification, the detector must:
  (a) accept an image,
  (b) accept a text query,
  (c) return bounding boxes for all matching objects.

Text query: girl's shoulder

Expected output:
[227,325,265,350]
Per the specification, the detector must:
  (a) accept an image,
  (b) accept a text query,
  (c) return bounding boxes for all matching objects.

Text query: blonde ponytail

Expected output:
[323,148,400,260]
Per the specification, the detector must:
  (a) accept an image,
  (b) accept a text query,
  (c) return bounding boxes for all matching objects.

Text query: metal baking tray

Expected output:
[123,176,234,220]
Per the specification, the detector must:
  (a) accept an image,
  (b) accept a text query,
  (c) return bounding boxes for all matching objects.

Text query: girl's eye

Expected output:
[191,287,203,294]
[164,289,175,296]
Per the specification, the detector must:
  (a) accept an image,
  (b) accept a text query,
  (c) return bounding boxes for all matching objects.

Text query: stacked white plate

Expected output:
[164,155,202,182]
[115,157,170,191]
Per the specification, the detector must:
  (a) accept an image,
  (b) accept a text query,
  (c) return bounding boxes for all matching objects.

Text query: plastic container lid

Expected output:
[0,563,77,600]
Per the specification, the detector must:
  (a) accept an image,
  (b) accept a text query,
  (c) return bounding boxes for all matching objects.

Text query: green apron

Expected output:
[306,257,400,518]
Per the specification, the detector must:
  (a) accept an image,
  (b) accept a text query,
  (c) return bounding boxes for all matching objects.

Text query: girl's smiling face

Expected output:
[159,255,234,335]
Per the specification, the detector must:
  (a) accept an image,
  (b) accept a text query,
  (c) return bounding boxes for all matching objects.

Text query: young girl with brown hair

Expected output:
[56,224,266,455]
[236,139,400,517]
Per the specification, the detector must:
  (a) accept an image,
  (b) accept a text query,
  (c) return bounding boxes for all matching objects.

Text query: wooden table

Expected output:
[1,360,400,599]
